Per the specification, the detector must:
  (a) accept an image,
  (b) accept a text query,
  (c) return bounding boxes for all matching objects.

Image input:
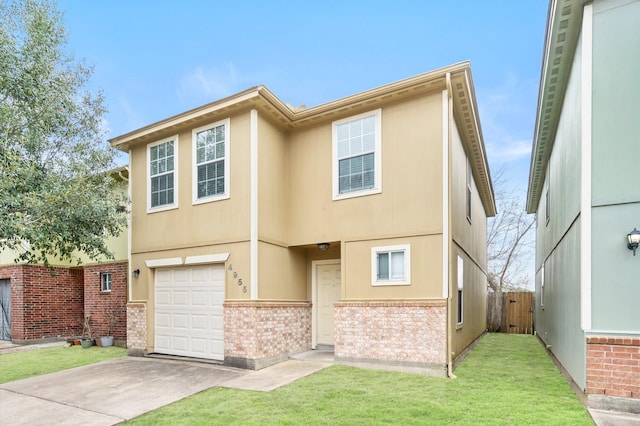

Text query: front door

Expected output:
[315,262,341,346]
[0,279,11,341]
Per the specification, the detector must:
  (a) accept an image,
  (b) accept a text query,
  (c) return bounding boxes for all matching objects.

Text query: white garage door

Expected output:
[154,265,225,360]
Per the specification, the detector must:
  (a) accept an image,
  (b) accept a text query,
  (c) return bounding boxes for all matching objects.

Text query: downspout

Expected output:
[444,73,456,379]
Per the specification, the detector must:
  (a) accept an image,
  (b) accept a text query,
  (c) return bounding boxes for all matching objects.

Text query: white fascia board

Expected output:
[145,257,183,268]
[184,253,230,265]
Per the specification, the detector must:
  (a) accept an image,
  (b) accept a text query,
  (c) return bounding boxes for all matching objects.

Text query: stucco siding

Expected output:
[288,94,443,246]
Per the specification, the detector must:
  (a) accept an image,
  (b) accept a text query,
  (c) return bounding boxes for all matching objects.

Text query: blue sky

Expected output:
[56,0,548,194]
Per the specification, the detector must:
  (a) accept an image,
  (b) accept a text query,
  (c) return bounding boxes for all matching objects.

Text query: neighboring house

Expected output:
[110,61,496,373]
[527,0,640,413]
[0,167,129,343]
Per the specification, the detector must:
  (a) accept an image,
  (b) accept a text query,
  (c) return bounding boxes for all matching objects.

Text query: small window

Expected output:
[466,159,472,222]
[371,244,411,286]
[193,119,230,204]
[333,109,382,200]
[100,273,112,292]
[457,255,464,326]
[148,136,178,212]
[540,264,545,308]
[545,188,550,226]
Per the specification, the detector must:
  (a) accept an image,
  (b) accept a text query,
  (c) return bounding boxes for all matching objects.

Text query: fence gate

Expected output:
[505,292,533,334]
[0,279,10,340]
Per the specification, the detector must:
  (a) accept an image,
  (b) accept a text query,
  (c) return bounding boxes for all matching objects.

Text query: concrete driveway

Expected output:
[0,356,330,426]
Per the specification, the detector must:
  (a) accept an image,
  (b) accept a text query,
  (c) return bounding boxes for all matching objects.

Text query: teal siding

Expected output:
[534,28,585,391]
[592,0,640,206]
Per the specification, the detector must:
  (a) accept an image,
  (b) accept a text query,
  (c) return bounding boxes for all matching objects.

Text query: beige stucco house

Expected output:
[110,61,495,373]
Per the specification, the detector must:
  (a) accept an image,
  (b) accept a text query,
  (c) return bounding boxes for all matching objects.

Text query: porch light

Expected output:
[132,268,140,278]
[317,242,330,251]
[627,228,640,256]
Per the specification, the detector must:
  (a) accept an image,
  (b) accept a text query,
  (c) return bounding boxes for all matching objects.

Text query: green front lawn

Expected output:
[128,334,592,425]
[0,345,126,383]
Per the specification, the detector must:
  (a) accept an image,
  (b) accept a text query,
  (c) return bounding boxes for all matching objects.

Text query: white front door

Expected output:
[315,262,341,346]
[154,265,225,360]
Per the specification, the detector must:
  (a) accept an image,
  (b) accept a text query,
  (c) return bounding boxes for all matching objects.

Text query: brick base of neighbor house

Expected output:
[224,301,311,370]
[0,264,84,342]
[334,300,448,375]
[586,336,640,414]
[126,302,147,356]
[83,262,128,343]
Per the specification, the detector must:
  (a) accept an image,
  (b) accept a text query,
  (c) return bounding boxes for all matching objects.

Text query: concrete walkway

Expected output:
[0,349,330,425]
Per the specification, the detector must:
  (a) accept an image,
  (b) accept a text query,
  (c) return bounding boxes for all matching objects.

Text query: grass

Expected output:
[127,334,592,425]
[0,345,126,383]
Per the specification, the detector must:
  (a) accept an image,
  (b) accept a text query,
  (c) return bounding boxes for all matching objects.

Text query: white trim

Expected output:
[192,119,231,205]
[370,244,411,286]
[311,259,340,349]
[145,257,183,268]
[442,88,450,298]
[250,109,258,299]
[580,3,593,331]
[147,135,179,213]
[332,109,382,200]
[184,253,229,265]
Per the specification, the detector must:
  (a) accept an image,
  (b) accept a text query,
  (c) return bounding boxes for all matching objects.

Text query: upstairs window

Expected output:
[371,244,411,286]
[333,109,382,200]
[148,137,178,211]
[193,119,230,204]
[100,273,112,292]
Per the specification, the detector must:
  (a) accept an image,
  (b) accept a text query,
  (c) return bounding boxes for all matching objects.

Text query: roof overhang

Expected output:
[526,0,585,213]
[109,61,495,216]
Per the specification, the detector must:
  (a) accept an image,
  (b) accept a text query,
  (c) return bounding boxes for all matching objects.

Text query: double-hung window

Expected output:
[193,119,230,204]
[148,137,177,211]
[333,109,382,200]
[100,273,112,292]
[371,244,411,286]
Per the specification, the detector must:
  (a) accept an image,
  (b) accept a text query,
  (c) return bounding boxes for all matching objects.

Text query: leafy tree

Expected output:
[0,0,126,266]
[487,166,535,292]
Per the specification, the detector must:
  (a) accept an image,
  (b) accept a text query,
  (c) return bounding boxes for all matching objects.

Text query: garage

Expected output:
[154,264,225,360]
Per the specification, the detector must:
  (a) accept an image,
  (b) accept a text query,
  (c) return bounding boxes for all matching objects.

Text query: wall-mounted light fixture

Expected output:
[317,242,330,251]
[132,269,140,278]
[627,228,640,256]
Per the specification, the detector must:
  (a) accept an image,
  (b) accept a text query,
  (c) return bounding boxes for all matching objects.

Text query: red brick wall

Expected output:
[586,336,640,399]
[83,262,128,341]
[0,265,84,340]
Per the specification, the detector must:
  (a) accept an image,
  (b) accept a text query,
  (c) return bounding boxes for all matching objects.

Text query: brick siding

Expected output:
[586,336,640,399]
[335,300,447,366]
[83,262,128,340]
[224,301,311,367]
[127,302,147,355]
[0,265,83,340]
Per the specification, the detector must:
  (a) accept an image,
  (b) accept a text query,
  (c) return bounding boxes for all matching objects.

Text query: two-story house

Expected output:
[111,61,496,373]
[527,0,640,414]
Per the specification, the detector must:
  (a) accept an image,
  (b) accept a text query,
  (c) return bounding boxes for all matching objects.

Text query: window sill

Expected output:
[193,194,230,205]
[333,187,381,201]
[147,204,179,214]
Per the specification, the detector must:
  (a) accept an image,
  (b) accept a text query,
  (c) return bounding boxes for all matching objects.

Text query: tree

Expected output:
[0,0,126,266]
[487,166,535,292]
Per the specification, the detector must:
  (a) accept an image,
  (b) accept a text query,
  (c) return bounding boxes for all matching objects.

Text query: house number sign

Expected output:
[228,264,247,293]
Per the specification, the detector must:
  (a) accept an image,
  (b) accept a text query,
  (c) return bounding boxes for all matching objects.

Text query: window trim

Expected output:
[457,255,464,327]
[332,109,382,201]
[371,244,411,286]
[100,272,112,293]
[147,135,179,213]
[192,119,231,205]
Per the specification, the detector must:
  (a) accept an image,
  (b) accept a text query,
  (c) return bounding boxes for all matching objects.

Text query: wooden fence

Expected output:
[487,291,534,334]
